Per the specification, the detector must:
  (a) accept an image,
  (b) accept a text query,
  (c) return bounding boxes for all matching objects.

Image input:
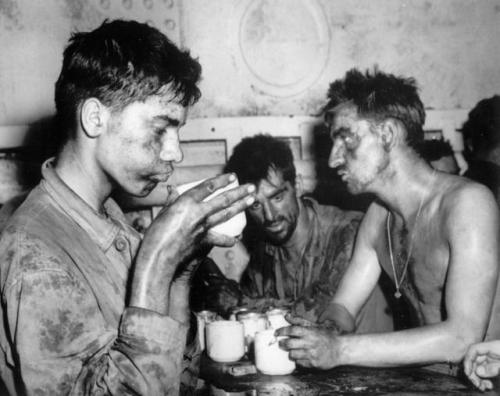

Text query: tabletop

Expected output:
[200,354,499,395]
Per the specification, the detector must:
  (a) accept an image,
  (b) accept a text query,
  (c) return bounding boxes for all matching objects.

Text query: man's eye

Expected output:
[273,193,284,202]
[250,202,262,211]
[343,135,357,148]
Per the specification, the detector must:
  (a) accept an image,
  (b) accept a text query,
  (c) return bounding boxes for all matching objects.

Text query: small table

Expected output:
[200,354,498,395]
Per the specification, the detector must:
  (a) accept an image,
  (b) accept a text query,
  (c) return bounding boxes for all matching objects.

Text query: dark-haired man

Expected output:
[462,95,500,205]
[201,134,393,334]
[277,69,500,373]
[0,20,255,395]
[419,139,459,175]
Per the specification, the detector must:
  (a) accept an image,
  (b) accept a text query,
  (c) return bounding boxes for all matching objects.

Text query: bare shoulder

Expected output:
[433,173,499,231]
[437,174,497,212]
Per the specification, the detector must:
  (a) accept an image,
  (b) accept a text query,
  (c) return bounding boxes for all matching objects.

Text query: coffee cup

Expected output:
[176,177,247,237]
[206,320,245,363]
[254,329,296,375]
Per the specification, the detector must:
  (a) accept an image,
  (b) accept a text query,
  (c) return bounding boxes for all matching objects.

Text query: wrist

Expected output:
[129,251,176,315]
[331,333,350,367]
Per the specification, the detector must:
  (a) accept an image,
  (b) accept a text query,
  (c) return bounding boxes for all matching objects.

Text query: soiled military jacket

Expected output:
[0,161,189,395]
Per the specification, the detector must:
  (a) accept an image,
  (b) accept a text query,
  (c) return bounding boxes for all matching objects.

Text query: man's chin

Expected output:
[265,230,290,245]
[345,181,364,195]
[135,181,158,197]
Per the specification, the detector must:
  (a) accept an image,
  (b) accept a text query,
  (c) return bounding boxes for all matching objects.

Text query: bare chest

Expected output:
[377,219,450,324]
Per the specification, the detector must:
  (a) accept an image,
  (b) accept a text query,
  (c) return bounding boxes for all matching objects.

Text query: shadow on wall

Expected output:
[310,123,375,213]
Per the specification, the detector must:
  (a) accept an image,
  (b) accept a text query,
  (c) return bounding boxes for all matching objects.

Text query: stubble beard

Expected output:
[347,154,391,195]
[265,216,298,246]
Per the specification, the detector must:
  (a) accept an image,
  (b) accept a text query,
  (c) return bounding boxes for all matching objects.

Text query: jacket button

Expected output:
[114,236,127,252]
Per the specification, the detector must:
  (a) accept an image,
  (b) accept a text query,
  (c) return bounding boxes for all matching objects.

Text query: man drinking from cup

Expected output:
[0,20,255,395]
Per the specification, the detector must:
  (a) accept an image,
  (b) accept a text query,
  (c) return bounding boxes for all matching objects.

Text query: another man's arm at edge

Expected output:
[280,185,499,368]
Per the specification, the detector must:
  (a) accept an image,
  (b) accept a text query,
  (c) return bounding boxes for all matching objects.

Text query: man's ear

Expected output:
[80,98,108,138]
[379,118,402,151]
[294,174,304,197]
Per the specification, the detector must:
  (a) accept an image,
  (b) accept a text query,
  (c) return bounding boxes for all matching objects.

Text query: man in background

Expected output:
[0,20,255,395]
[277,69,499,374]
[199,134,393,334]
[462,95,500,205]
[418,139,459,174]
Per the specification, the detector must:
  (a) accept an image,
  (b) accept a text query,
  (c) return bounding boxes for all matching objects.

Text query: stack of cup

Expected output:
[236,311,269,356]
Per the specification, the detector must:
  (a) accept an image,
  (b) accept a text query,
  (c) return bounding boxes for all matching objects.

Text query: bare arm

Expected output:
[330,203,384,323]
[279,184,499,368]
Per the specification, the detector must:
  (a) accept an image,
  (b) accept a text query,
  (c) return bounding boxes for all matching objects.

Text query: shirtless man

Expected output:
[277,68,500,372]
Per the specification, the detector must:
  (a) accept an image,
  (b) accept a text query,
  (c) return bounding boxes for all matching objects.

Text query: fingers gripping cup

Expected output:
[206,320,245,363]
[254,329,296,375]
[176,177,247,237]
[266,308,290,330]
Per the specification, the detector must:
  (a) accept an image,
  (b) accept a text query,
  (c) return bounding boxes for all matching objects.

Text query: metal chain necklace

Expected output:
[386,170,436,298]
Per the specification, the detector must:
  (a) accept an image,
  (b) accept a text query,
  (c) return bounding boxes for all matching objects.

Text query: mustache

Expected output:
[263,217,286,227]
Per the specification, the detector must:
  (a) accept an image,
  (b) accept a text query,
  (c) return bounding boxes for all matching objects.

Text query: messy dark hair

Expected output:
[461,95,500,156]
[324,68,426,150]
[225,134,296,185]
[54,19,202,144]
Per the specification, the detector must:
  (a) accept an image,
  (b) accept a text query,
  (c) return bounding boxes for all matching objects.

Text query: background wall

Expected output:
[0,0,498,203]
[1,0,499,126]
[184,0,500,117]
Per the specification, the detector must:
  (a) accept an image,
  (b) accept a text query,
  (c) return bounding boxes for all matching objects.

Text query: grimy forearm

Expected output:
[168,282,190,324]
[338,322,478,367]
[129,245,176,315]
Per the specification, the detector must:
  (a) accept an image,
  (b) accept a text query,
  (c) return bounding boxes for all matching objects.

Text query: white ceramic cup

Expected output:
[176,177,247,237]
[254,329,296,375]
[206,320,245,363]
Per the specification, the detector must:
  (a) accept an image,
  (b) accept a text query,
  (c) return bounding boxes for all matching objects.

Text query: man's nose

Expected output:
[328,140,346,169]
[160,129,183,163]
[263,201,275,222]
